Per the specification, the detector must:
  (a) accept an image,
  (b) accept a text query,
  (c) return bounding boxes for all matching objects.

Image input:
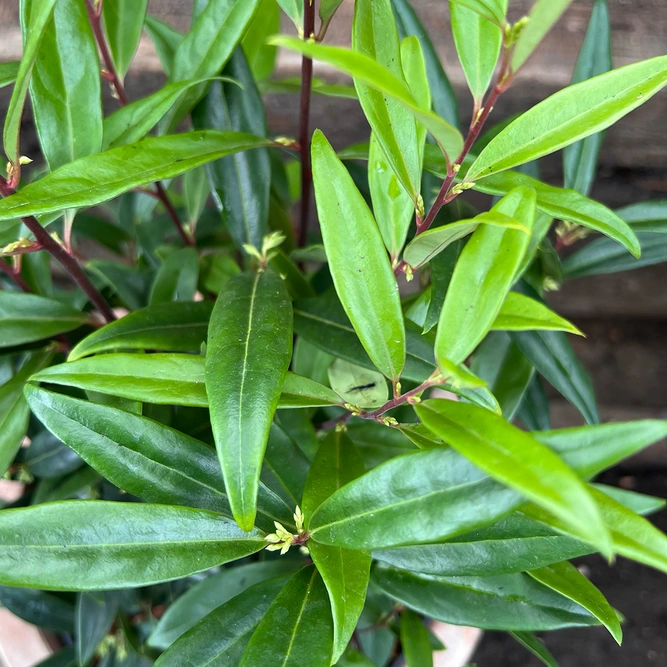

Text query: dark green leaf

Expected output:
[102,0,148,79]
[34,647,77,667]
[320,0,345,31]
[262,423,310,507]
[76,591,121,666]
[511,632,559,667]
[149,247,199,305]
[348,421,416,469]
[0,585,74,631]
[400,609,433,667]
[23,430,83,479]
[517,375,551,431]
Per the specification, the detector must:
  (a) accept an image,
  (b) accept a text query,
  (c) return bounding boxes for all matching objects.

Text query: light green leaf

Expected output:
[102,0,148,79]
[401,35,430,161]
[0,131,270,222]
[328,359,388,409]
[0,501,265,590]
[206,270,292,531]
[469,55,667,185]
[144,15,183,77]
[184,165,210,224]
[279,372,343,409]
[415,399,612,556]
[276,0,303,32]
[0,62,20,89]
[401,610,433,667]
[449,0,507,25]
[242,0,280,80]
[435,186,536,365]
[312,130,405,380]
[492,292,582,335]
[149,247,199,305]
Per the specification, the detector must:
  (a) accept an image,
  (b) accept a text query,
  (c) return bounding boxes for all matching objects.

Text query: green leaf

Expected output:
[0,131,271,222]
[374,514,592,577]
[240,566,334,667]
[76,591,121,666]
[328,359,388,409]
[373,566,599,631]
[4,0,57,166]
[102,0,148,79]
[595,484,666,516]
[280,372,343,408]
[517,375,551,431]
[0,586,74,631]
[24,384,293,533]
[276,0,303,32]
[416,399,612,555]
[206,270,292,531]
[320,0,345,30]
[26,0,102,171]
[149,563,298,651]
[401,610,433,667]
[242,0,280,80]
[401,36,430,159]
[449,0,507,25]
[0,292,87,347]
[562,0,612,195]
[192,50,271,250]
[510,330,599,424]
[528,561,621,643]
[271,37,464,161]
[450,0,505,102]
[165,0,261,130]
[153,576,290,666]
[391,0,459,128]
[510,632,559,667]
[312,130,406,380]
[0,501,265,590]
[34,647,77,667]
[23,430,83,479]
[69,301,213,360]
[335,648,377,667]
[423,235,464,333]
[309,447,522,550]
[435,186,536,365]
[492,292,582,335]
[0,62,20,89]
[403,210,529,269]
[469,55,667,184]
[511,0,575,72]
[144,15,183,77]
[303,431,370,663]
[149,247,199,305]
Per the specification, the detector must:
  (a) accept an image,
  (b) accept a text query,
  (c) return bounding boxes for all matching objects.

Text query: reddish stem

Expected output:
[361,377,437,421]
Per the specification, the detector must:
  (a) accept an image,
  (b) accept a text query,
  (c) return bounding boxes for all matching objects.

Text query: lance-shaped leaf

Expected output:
[511,632,559,667]
[192,49,271,250]
[24,385,294,532]
[102,0,148,79]
[239,567,334,667]
[416,399,612,555]
[400,610,434,667]
[270,37,464,161]
[492,292,582,335]
[353,0,421,202]
[0,501,265,590]
[26,0,102,171]
[144,15,183,77]
[320,0,345,32]
[276,0,303,33]
[153,575,290,666]
[164,0,261,129]
[279,373,343,409]
[243,0,279,80]
[449,0,507,25]
[372,566,600,631]
[312,130,405,380]
[435,186,536,365]
[0,586,74,632]
[69,301,213,360]
[450,0,506,103]
[562,0,612,195]
[206,270,292,531]
[0,62,20,89]
[149,247,199,305]
[0,131,271,222]
[468,55,667,183]
[303,431,371,663]
[528,561,621,643]
[76,591,121,667]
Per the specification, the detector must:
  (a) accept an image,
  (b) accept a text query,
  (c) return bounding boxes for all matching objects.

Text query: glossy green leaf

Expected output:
[401,610,433,667]
[102,0,148,79]
[26,0,102,171]
[328,359,388,409]
[144,15,183,77]
[280,372,343,408]
[69,302,213,360]
[271,37,464,161]
[0,131,270,222]
[303,431,370,663]
[309,447,523,550]
[165,0,261,130]
[595,484,666,516]
[153,576,290,666]
[373,566,599,631]
[469,55,667,183]
[449,0,507,24]
[149,562,299,650]
[528,561,621,643]
[401,35,430,155]
[242,0,279,80]
[336,649,377,667]
[450,0,505,102]
[435,186,536,365]
[404,210,529,270]
[562,0,612,195]
[492,292,582,335]
[0,501,265,590]
[0,62,20,89]
[239,566,334,667]
[184,165,209,224]
[511,632,559,667]
[4,0,57,165]
[510,330,599,424]
[76,591,121,666]
[312,130,406,380]
[511,0,575,72]
[23,430,83,479]
[192,50,271,250]
[518,375,551,431]
[0,586,73,631]
[416,399,611,555]
[24,385,293,533]
[149,247,199,305]
[206,270,292,531]
[374,514,592,577]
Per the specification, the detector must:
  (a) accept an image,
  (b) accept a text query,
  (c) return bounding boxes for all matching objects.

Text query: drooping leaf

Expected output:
[206,270,292,531]
[144,15,183,77]
[0,131,271,222]
[492,292,582,335]
[76,591,121,666]
[102,0,149,79]
[0,586,74,632]
[400,610,433,667]
[328,359,388,409]
[239,566,334,667]
[312,130,406,380]
[510,632,560,667]
[0,501,265,590]
[149,247,199,305]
